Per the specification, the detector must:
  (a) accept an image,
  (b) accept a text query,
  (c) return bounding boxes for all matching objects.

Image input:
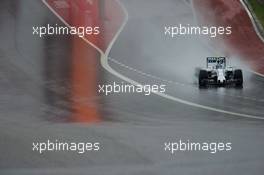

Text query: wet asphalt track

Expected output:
[1,0,264,174]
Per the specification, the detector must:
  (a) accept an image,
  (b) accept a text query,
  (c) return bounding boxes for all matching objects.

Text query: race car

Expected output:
[197,57,243,88]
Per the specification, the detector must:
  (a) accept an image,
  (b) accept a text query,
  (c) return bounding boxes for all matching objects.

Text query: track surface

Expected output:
[1,0,264,174]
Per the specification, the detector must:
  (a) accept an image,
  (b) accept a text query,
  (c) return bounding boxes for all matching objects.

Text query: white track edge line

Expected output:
[240,0,264,77]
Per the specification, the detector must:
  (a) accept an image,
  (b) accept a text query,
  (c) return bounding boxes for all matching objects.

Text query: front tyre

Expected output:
[199,70,208,88]
[234,69,243,88]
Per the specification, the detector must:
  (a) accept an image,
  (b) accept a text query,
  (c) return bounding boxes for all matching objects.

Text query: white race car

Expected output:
[197,57,243,88]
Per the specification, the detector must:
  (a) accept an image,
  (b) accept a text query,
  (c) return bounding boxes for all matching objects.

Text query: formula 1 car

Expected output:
[197,57,243,88]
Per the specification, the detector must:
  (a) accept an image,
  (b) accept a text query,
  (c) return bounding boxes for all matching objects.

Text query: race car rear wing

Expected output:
[206,57,226,69]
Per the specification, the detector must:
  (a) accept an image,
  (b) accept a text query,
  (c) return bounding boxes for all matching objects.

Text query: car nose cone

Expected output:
[217,69,226,83]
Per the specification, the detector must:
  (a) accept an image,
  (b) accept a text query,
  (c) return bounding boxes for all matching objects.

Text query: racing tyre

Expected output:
[234,69,243,88]
[199,70,208,88]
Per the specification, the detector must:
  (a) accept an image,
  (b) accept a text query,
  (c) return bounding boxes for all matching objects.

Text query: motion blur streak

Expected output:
[193,0,264,74]
[45,0,101,122]
[71,36,100,122]
[44,0,125,122]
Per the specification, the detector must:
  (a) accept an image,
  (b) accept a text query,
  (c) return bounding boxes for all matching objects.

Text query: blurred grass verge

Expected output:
[248,0,264,28]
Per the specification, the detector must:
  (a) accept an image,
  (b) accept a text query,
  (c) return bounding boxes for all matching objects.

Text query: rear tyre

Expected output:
[234,69,243,88]
[199,70,208,88]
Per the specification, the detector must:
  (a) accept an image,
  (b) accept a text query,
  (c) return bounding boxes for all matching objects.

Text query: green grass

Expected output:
[248,0,264,28]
